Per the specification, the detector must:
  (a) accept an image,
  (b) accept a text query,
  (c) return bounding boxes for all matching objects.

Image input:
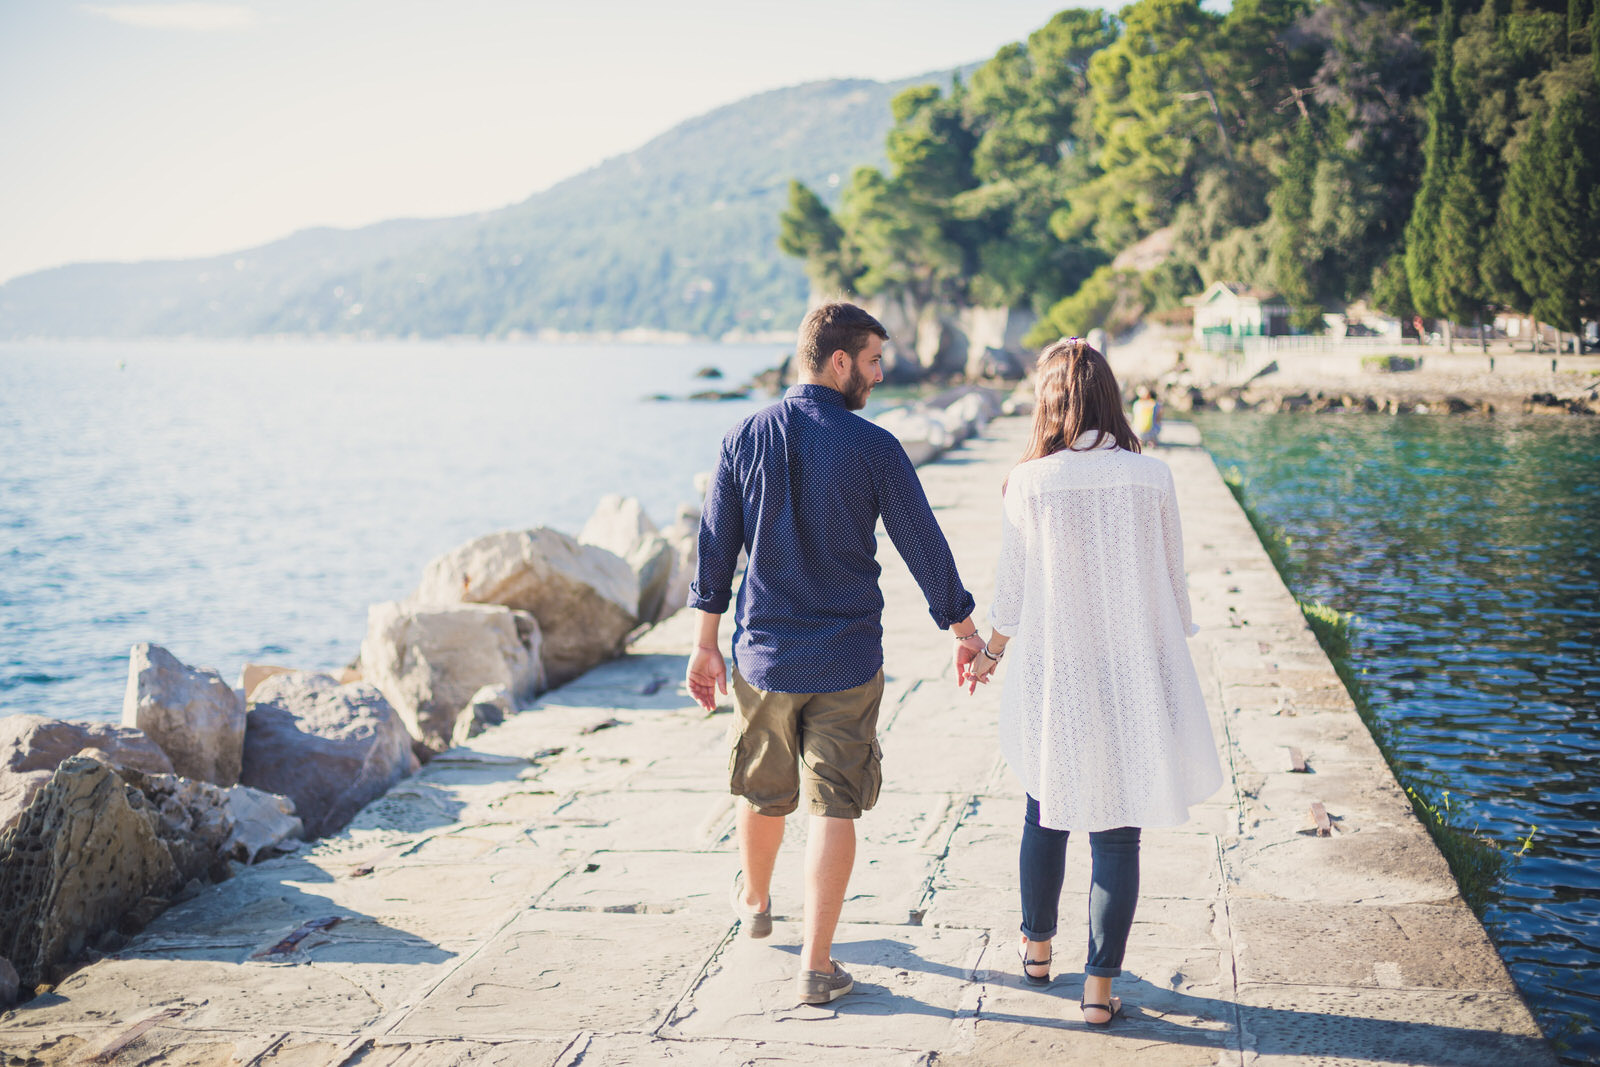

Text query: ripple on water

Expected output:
[1197,411,1600,1064]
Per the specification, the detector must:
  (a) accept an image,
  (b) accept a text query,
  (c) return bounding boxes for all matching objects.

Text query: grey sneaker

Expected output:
[796,960,854,1005]
[730,870,771,939]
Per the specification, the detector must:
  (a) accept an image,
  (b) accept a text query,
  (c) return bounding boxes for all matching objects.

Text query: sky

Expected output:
[0,0,1091,284]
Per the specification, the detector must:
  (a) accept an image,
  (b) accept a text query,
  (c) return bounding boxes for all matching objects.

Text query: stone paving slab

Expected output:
[663,921,986,1049]
[0,415,1558,1065]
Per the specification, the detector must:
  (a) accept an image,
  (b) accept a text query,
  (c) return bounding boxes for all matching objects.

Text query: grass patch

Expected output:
[1362,354,1419,373]
[1225,467,1522,916]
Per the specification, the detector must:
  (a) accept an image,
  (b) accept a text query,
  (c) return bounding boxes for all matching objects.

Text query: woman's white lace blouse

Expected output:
[989,433,1222,831]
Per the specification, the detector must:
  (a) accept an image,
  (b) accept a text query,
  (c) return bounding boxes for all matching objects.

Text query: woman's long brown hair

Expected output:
[1013,337,1140,482]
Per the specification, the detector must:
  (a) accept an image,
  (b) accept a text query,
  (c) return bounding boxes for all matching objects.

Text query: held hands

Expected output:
[954,631,988,692]
[965,645,999,693]
[686,644,727,712]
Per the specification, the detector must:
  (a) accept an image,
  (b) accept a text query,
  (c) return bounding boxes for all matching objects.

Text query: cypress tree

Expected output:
[1504,92,1600,341]
[1404,0,1463,343]
[1437,141,1493,330]
[1270,120,1320,322]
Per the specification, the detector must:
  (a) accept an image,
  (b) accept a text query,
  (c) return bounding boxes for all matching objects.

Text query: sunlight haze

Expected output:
[0,0,1085,283]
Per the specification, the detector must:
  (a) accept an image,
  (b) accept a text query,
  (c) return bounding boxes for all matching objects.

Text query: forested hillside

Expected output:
[780,0,1600,345]
[0,75,934,339]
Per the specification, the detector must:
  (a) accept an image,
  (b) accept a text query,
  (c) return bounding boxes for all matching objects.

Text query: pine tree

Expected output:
[778,181,856,294]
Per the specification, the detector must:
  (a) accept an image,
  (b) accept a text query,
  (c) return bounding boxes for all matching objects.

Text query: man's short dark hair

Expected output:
[796,302,888,375]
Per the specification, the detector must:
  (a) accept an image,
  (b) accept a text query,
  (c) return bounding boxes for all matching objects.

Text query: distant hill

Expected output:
[0,73,960,340]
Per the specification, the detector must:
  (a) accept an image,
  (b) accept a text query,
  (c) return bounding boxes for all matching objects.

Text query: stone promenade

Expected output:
[0,417,1556,1066]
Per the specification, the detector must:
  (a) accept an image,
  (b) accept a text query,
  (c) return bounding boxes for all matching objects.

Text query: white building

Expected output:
[1185,281,1291,341]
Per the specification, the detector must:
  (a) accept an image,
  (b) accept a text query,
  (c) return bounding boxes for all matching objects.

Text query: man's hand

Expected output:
[686,644,727,712]
[954,632,987,688]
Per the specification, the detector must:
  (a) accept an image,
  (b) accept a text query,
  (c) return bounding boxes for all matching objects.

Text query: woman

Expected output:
[965,337,1222,1027]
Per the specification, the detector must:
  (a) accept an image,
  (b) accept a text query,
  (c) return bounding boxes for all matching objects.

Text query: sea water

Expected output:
[0,339,792,721]
[1195,411,1600,1062]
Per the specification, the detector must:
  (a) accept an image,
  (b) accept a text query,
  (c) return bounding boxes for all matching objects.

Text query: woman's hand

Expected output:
[966,647,999,694]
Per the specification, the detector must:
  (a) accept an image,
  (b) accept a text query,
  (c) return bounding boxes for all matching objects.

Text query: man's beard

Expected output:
[844,364,873,410]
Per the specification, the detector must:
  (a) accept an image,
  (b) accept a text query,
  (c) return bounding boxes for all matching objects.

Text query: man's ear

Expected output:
[829,349,851,379]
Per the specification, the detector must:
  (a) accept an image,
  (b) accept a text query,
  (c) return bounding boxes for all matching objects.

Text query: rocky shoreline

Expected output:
[0,386,1007,1006]
[1096,327,1600,419]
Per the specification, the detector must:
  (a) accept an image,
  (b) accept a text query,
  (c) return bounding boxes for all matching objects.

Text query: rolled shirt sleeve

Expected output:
[688,436,743,615]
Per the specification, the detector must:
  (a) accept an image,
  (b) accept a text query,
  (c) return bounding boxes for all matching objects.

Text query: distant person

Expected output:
[686,301,985,1005]
[965,337,1222,1028]
[1131,385,1162,449]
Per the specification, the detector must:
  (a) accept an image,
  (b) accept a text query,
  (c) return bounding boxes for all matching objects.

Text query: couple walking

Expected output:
[684,302,1222,1023]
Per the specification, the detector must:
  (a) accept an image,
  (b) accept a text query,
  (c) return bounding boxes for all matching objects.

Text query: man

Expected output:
[685,301,985,1005]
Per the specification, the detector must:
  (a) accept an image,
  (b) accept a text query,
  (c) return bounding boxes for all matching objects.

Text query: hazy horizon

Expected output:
[0,0,1094,285]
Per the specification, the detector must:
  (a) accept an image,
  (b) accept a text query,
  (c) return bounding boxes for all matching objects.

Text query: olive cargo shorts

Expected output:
[728,667,886,819]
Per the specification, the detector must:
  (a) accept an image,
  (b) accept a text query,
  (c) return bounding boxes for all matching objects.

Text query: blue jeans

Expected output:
[1019,795,1141,977]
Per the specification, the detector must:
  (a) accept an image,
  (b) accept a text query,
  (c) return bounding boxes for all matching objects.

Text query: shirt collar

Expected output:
[1071,430,1121,451]
[785,384,848,407]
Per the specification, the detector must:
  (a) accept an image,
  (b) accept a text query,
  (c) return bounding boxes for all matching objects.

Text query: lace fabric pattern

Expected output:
[988,434,1223,832]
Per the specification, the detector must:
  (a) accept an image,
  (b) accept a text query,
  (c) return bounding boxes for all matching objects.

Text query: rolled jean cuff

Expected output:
[1019,922,1057,941]
[1084,964,1122,978]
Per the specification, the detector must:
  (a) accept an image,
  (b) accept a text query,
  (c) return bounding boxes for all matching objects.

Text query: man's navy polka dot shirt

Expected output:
[689,384,975,694]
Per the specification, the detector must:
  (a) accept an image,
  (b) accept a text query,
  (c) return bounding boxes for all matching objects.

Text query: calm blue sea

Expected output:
[0,340,790,721]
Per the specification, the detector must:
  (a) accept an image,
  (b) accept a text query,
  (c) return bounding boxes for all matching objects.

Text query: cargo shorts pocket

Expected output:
[860,738,884,812]
[728,730,750,795]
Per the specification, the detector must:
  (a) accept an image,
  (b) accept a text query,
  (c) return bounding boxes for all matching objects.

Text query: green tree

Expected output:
[1503,89,1600,336]
[958,9,1117,310]
[839,82,980,307]
[1405,0,1465,342]
[1435,136,1495,327]
[1268,121,1322,323]
[778,180,858,293]
[1077,0,1227,250]
[1370,253,1416,319]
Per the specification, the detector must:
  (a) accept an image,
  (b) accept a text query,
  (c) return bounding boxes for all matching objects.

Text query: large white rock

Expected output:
[579,495,659,559]
[241,671,420,835]
[0,715,175,834]
[121,644,245,787]
[936,391,995,443]
[580,497,677,627]
[628,534,676,626]
[656,508,701,625]
[361,602,544,752]
[873,407,952,466]
[413,528,638,688]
